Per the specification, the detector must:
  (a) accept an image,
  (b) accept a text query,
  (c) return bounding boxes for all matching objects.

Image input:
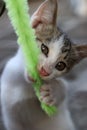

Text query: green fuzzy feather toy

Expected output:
[4,0,57,116]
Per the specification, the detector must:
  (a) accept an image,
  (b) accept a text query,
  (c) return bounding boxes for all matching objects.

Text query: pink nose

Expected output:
[39,67,50,76]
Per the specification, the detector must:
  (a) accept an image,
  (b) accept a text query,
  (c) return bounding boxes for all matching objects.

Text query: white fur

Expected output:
[1,0,76,129]
[1,48,76,130]
[38,35,66,80]
[49,35,64,63]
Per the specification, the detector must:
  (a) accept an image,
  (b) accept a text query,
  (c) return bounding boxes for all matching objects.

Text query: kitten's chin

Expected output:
[40,75,54,81]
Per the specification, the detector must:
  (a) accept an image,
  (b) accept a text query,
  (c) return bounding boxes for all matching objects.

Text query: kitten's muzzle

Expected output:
[39,67,50,77]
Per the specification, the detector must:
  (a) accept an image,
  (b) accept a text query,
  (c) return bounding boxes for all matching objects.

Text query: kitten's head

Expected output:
[31,0,87,80]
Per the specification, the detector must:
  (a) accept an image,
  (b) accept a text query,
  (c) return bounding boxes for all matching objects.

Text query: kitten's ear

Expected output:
[75,44,87,61]
[31,0,58,39]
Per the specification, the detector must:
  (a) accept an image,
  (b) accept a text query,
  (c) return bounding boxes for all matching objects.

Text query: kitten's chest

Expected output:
[14,95,61,130]
[12,82,60,126]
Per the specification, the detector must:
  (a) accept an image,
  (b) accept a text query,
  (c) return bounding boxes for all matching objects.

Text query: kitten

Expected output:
[1,0,87,130]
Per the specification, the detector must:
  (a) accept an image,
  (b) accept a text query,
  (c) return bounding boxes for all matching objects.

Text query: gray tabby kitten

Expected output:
[1,0,87,130]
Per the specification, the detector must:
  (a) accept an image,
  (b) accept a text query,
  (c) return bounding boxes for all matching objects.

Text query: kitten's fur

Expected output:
[1,0,87,130]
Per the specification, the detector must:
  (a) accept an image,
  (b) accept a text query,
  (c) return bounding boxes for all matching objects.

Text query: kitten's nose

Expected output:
[39,67,50,76]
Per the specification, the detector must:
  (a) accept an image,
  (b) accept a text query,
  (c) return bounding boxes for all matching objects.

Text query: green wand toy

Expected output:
[4,0,57,116]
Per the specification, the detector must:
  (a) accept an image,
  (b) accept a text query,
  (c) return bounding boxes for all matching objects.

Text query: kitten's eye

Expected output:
[41,43,49,57]
[55,62,66,71]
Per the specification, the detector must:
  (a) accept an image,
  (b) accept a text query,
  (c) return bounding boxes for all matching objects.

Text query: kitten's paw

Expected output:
[40,84,57,106]
[24,70,36,83]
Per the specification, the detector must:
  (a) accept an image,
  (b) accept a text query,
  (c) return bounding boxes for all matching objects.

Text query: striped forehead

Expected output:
[48,35,64,61]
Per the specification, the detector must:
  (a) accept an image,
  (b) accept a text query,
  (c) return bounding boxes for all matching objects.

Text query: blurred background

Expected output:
[0,0,87,130]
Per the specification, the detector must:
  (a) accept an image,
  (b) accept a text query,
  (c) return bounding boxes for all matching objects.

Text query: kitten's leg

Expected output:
[40,79,76,130]
[57,104,76,130]
[1,84,38,130]
[1,59,37,130]
[1,87,34,130]
[40,79,66,106]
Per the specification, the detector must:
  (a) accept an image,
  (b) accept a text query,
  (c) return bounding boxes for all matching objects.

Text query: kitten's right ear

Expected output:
[72,44,87,65]
[69,44,87,69]
[75,44,87,60]
[31,0,58,39]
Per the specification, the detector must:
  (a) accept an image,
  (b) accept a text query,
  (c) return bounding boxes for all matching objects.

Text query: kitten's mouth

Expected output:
[39,67,50,77]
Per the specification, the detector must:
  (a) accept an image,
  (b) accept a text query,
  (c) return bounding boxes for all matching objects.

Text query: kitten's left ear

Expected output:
[75,44,87,61]
[31,0,58,39]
